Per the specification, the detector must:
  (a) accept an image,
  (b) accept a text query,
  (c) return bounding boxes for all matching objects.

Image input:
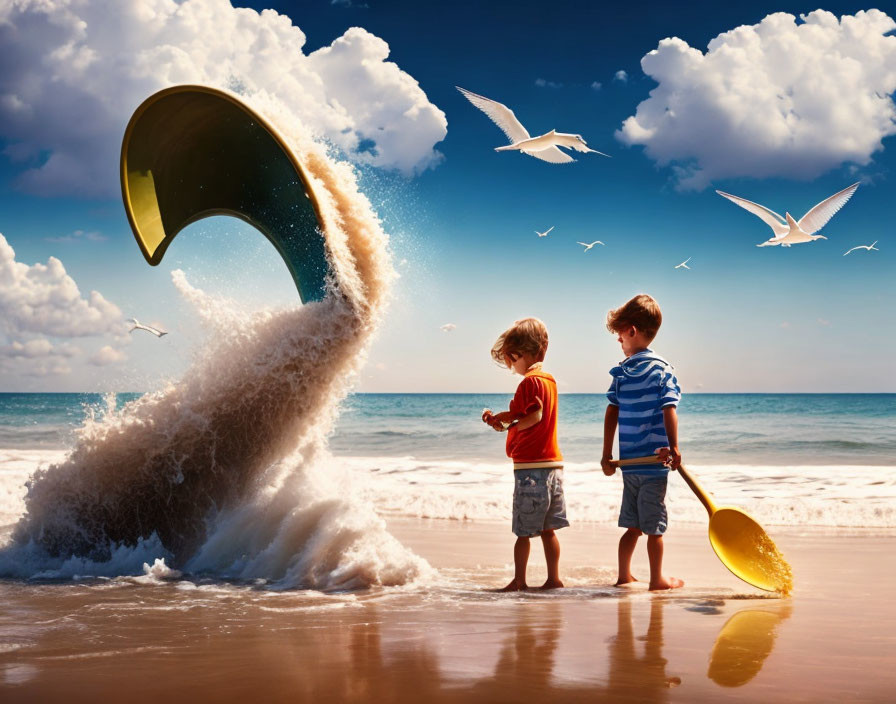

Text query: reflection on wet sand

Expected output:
[0,583,793,703]
[469,602,564,700]
[607,599,681,698]
[708,604,792,687]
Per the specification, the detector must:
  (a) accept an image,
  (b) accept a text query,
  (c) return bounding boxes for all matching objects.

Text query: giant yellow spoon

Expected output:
[121,85,329,302]
[614,457,793,594]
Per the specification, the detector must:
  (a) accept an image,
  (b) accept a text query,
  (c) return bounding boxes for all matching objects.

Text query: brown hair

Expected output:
[490,317,549,367]
[606,294,662,341]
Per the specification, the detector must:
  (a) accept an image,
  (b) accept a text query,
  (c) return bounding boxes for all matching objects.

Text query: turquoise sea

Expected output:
[2,392,892,466]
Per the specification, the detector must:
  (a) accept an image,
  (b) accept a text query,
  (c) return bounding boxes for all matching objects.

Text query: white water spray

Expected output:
[0,93,430,589]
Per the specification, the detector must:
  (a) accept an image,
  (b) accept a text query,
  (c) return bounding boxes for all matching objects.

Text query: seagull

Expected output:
[128,318,167,337]
[716,183,859,247]
[536,226,554,238]
[577,241,604,252]
[440,323,456,332]
[843,241,879,256]
[456,86,609,164]
[675,258,691,269]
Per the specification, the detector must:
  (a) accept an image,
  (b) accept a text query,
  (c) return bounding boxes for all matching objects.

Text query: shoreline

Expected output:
[2,518,895,701]
[3,449,896,532]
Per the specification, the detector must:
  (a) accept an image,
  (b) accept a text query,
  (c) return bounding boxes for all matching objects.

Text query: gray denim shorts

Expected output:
[512,468,569,538]
[619,473,668,535]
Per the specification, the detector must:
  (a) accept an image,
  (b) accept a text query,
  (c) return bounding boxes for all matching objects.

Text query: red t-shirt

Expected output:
[505,367,563,463]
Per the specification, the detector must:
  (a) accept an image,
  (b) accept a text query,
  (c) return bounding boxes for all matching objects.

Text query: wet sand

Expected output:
[1,519,895,702]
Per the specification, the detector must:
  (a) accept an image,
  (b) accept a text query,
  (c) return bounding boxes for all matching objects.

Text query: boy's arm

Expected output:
[512,397,543,431]
[601,405,619,475]
[482,408,526,431]
[490,376,541,428]
[490,402,540,430]
[662,406,681,469]
[491,409,524,424]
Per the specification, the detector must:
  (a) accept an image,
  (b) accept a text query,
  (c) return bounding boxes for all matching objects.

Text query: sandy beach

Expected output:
[2,517,895,702]
[1,3,894,701]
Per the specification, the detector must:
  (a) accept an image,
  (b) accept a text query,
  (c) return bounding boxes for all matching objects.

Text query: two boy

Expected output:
[483,295,683,591]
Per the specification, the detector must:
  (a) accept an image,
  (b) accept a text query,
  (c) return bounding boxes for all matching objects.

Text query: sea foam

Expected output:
[0,93,431,589]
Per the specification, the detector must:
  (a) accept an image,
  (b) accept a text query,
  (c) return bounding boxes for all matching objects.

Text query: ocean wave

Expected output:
[341,457,896,529]
[4,451,894,542]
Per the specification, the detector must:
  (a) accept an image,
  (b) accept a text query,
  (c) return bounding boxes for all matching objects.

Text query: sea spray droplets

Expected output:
[1,91,427,589]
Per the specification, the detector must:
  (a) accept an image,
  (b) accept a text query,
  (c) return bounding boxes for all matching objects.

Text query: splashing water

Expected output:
[0,94,431,590]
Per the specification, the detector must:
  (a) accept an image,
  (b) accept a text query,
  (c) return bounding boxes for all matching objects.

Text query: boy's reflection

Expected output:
[470,602,563,699]
[607,599,682,698]
[325,597,787,701]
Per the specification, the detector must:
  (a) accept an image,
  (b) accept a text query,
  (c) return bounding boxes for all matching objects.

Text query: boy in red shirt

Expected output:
[482,318,566,591]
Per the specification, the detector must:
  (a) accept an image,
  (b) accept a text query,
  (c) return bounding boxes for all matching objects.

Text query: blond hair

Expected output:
[606,294,662,341]
[490,317,549,367]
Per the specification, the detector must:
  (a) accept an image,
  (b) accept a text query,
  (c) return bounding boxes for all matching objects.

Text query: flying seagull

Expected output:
[440,323,456,332]
[128,318,167,337]
[843,241,879,256]
[577,240,604,252]
[675,258,691,269]
[536,226,554,238]
[716,183,859,247]
[456,86,609,164]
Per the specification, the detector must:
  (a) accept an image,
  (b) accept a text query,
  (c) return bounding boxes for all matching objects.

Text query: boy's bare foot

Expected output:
[539,579,564,590]
[614,576,639,586]
[498,578,528,592]
[648,576,684,591]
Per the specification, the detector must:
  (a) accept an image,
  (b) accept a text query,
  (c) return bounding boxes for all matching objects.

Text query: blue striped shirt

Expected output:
[607,349,681,475]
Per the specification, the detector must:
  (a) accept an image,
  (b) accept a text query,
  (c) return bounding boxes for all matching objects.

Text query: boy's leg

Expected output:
[539,529,563,589]
[639,478,683,590]
[500,536,530,591]
[616,474,642,585]
[616,527,641,586]
[646,535,683,590]
[539,470,567,589]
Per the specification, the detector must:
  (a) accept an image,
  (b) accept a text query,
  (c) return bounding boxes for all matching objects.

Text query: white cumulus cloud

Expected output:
[0,0,447,198]
[0,339,79,359]
[90,345,127,366]
[0,233,123,338]
[0,232,128,380]
[616,10,896,190]
[0,339,80,378]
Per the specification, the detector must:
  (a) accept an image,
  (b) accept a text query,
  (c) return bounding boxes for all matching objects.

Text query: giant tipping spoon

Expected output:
[121,84,329,302]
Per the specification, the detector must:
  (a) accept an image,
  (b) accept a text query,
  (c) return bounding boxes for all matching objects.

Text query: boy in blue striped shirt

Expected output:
[600,294,684,590]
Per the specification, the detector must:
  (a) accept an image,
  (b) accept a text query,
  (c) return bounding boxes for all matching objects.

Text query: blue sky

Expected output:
[0,1,894,392]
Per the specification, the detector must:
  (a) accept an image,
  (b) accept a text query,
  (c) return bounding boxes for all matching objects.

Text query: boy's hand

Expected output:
[601,457,616,476]
[655,447,682,470]
[481,409,507,432]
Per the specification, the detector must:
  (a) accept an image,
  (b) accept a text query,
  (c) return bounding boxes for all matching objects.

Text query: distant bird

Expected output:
[577,240,604,252]
[675,257,691,269]
[843,241,879,256]
[536,226,555,238]
[456,86,609,164]
[128,318,167,337]
[440,323,456,332]
[716,183,859,247]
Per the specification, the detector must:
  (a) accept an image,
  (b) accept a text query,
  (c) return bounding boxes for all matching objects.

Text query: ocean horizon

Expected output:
[2,391,893,534]
[3,391,892,463]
